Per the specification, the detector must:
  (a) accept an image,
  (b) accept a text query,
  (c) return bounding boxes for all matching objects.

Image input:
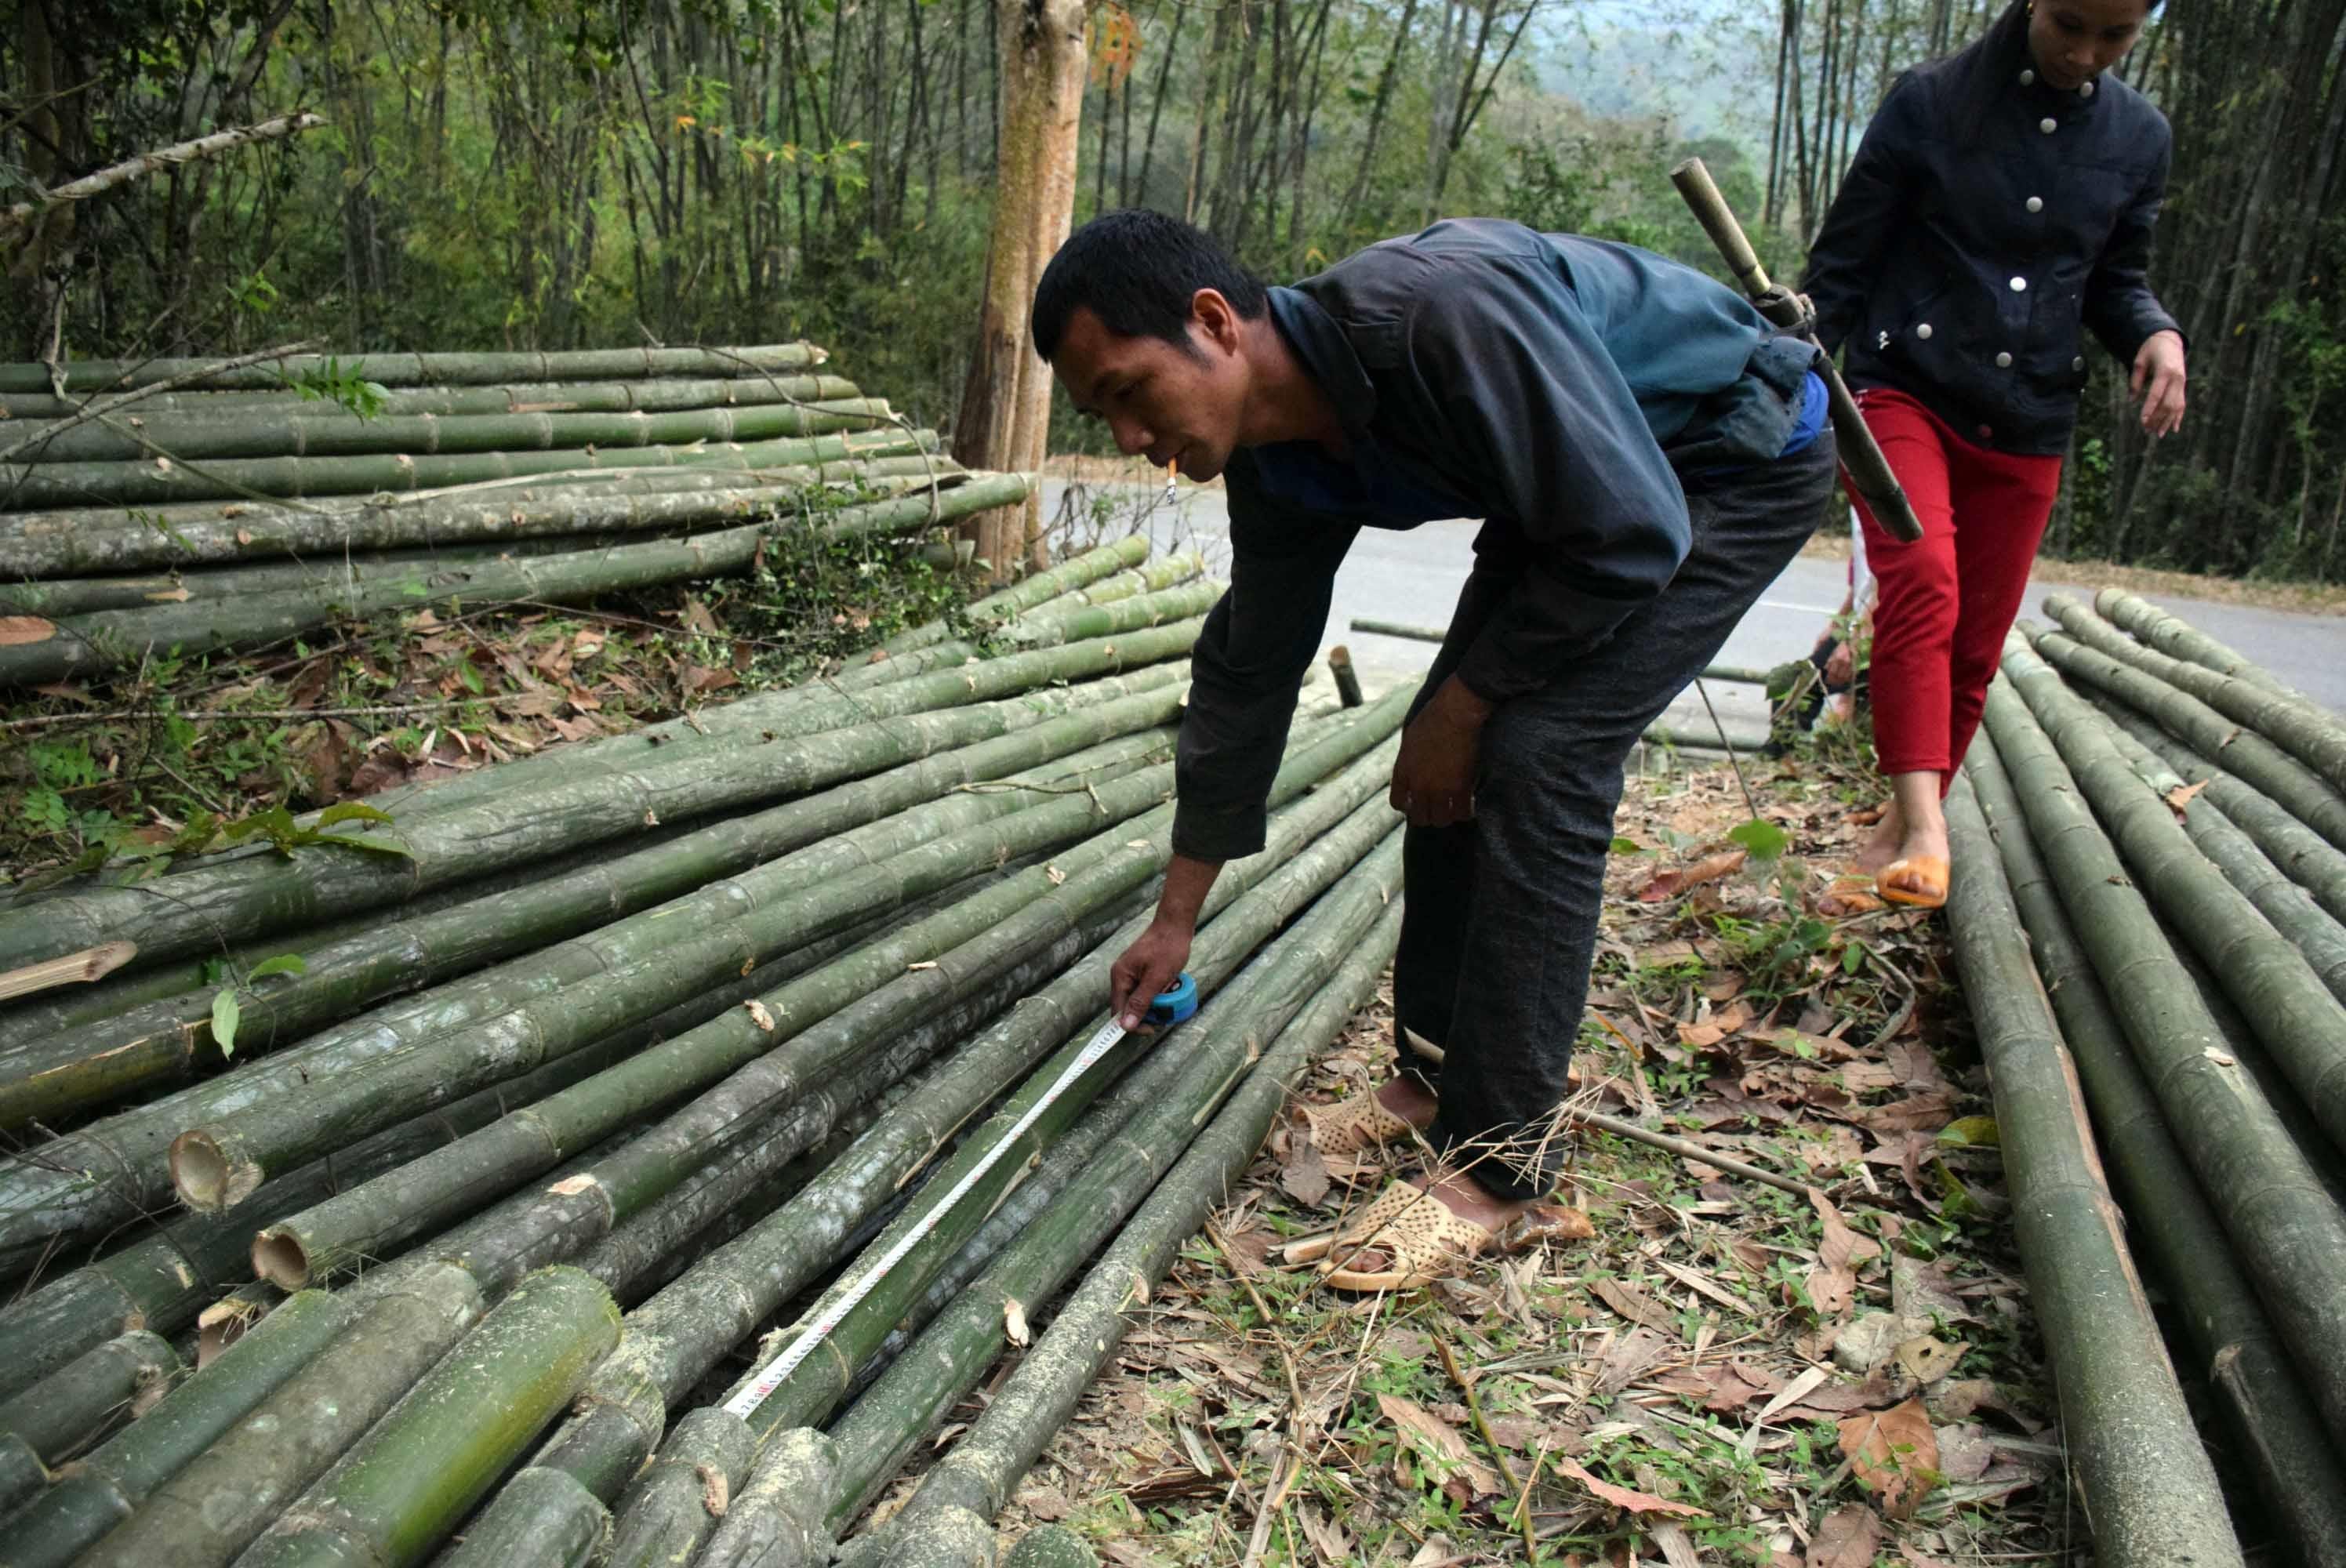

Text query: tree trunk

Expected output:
[952,0,1091,583]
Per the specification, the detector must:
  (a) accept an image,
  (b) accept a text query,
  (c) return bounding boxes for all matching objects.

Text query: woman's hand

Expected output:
[1390,677,1492,827]
[2132,330,2188,438]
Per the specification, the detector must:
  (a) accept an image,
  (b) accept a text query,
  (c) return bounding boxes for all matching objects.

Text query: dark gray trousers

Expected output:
[1394,434,1839,1199]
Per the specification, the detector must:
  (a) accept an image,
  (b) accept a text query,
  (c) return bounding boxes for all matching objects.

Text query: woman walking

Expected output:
[1803,0,2187,908]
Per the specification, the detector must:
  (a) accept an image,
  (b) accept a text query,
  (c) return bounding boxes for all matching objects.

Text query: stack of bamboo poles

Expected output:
[1941,588,2346,1568]
[0,344,1030,688]
[0,535,1409,1568]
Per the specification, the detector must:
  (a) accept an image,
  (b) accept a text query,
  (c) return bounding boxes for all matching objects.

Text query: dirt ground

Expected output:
[955,753,2079,1566]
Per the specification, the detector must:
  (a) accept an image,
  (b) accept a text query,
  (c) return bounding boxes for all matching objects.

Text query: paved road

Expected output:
[1041,480,2346,737]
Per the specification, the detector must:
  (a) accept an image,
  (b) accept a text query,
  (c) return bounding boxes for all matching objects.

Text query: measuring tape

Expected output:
[722,971,1200,1420]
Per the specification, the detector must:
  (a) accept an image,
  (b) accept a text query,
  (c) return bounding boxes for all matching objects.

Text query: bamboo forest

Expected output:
[4,0,2344,580]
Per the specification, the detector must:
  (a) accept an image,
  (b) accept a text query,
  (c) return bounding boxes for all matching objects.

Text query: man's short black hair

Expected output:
[1031,209,1269,361]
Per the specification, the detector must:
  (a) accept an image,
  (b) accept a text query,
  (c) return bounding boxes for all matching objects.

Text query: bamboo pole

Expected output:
[1941,774,2243,1566]
[2072,676,2346,1005]
[2085,689,2346,928]
[2043,593,2346,795]
[0,1294,351,1568]
[0,372,867,423]
[832,902,1404,1562]
[2028,627,2346,850]
[2002,635,2346,1147]
[1979,673,2346,1445]
[0,344,828,397]
[0,625,1178,984]
[0,472,1029,688]
[95,711,1403,1566]
[2,380,870,463]
[231,1268,619,1568]
[0,704,1180,1131]
[185,727,1197,1230]
[0,401,902,510]
[0,855,942,1284]
[42,891,958,1568]
[0,1330,179,1514]
[471,753,1403,1563]
[0,114,328,240]
[2095,587,2317,706]
[367,574,1201,826]
[1347,615,1774,685]
[1965,741,2346,1566]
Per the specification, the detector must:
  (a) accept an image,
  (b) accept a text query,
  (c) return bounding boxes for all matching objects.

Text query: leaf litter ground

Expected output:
[884,753,2075,1566]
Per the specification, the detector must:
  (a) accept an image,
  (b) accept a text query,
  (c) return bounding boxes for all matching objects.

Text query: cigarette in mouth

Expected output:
[1163,456,1178,501]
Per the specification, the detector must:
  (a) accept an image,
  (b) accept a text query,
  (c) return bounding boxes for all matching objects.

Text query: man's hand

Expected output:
[1109,853,1219,1029]
[2132,330,2187,438]
[1824,639,1854,688]
[1390,676,1492,828]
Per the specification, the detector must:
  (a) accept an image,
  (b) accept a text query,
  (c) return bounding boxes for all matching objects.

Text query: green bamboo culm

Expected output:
[0,371,866,423]
[2058,663,2346,1005]
[0,840,961,1283]
[0,1330,180,1514]
[1964,740,2346,1568]
[2083,689,2346,928]
[2003,633,2346,1145]
[2095,586,2319,706]
[0,400,901,510]
[0,702,1179,1131]
[234,1268,619,1568]
[3,381,873,463]
[0,456,950,590]
[369,581,1208,825]
[868,535,1151,661]
[1979,670,2346,1447]
[2028,626,2346,851]
[0,472,1026,688]
[1005,1526,1101,1568]
[1941,772,2245,1568]
[831,900,1404,1564]
[0,619,1174,988]
[0,1294,352,1568]
[2043,593,2346,795]
[0,343,827,396]
[463,744,1404,1567]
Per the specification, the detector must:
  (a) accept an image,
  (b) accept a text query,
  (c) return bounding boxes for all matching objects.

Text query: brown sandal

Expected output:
[1315,1180,1498,1292]
[1295,1088,1418,1160]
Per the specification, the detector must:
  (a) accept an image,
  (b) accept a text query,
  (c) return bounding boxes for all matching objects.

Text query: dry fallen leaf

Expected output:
[1591,1276,1677,1334]
[1837,1397,1941,1518]
[1004,1298,1030,1347]
[1499,1203,1596,1253]
[1280,1131,1331,1207]
[744,1000,775,1033]
[1895,1334,1967,1387]
[1806,1503,1884,1568]
[1378,1393,1502,1498]
[1636,846,1749,902]
[1551,1454,1705,1519]
[2164,779,2209,818]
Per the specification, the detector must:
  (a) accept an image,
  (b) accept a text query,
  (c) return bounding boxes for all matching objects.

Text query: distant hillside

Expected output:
[1531,3,1778,157]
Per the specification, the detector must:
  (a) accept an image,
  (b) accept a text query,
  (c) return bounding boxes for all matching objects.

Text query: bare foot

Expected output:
[1374,1076,1439,1130]
[1854,800,1904,874]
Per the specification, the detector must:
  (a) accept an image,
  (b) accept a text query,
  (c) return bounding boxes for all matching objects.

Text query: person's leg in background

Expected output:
[1943,445,2065,775]
[1847,389,1962,898]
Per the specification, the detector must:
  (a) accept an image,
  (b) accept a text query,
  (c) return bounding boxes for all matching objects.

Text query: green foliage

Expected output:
[217,800,410,860]
[280,357,393,421]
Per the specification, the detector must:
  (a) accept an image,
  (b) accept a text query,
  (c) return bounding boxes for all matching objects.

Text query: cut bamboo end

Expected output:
[252,1229,312,1293]
[169,1129,260,1212]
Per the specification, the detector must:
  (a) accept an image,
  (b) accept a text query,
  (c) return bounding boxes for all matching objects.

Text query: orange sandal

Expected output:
[1312,1181,1498,1291]
[1879,855,1950,909]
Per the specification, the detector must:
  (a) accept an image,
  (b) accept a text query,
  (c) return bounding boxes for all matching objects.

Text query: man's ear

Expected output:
[1190,288,1242,355]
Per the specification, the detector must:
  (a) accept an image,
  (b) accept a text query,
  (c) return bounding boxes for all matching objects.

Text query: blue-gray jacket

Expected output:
[1801,41,2181,455]
[1172,218,1819,862]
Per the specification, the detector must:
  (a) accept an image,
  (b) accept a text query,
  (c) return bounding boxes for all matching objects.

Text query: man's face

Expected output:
[1050,296,1251,483]
[2027,0,2148,90]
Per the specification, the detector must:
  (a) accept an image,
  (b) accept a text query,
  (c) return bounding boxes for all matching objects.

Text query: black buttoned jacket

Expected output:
[1801,34,2182,456]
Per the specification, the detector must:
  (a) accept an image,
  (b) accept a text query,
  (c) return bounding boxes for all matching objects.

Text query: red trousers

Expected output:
[1847,387,2065,786]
